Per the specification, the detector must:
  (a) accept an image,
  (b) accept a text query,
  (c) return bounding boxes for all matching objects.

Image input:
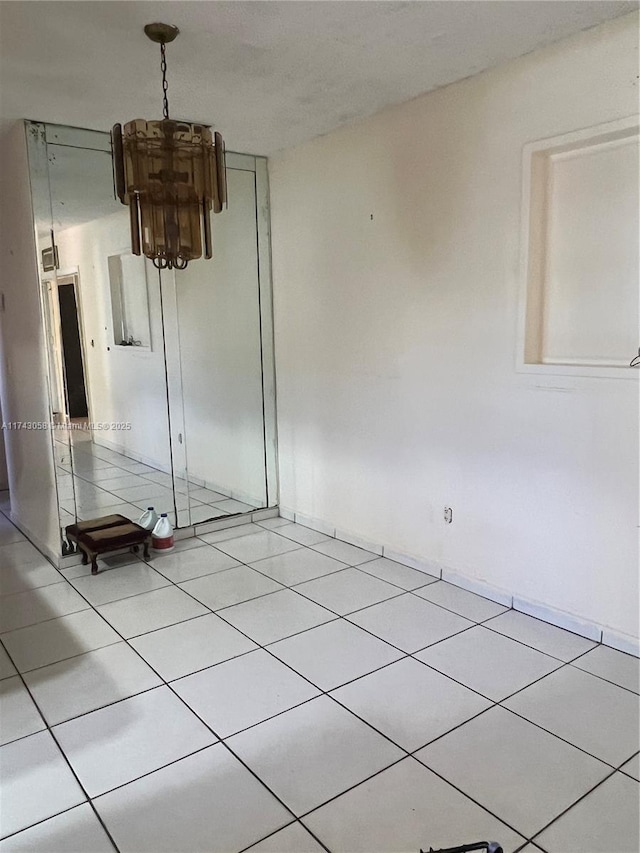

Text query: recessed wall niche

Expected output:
[518,116,639,377]
[108,250,151,349]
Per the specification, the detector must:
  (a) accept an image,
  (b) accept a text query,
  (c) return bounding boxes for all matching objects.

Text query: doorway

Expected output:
[42,273,90,423]
[56,279,88,419]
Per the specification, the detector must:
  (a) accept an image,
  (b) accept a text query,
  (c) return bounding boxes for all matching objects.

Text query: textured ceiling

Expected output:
[0,1,636,155]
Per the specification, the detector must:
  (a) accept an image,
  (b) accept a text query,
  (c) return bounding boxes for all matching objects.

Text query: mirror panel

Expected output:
[32,125,177,545]
[173,164,269,526]
[27,122,77,542]
[27,122,278,551]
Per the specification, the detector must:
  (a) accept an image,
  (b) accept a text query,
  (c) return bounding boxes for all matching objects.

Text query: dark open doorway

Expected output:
[57,282,89,419]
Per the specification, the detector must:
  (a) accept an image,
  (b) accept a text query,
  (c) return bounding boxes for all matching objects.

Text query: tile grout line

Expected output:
[7,540,634,774]
[6,537,638,749]
[285,515,638,657]
[74,587,337,850]
[144,582,540,845]
[2,514,637,849]
[238,817,331,853]
[0,604,93,634]
[412,659,628,773]
[408,613,640,693]
[1,564,320,850]
[225,579,638,779]
[0,802,118,848]
[0,679,164,746]
[407,628,640,770]
[8,599,634,801]
[209,626,534,847]
[199,543,618,679]
[1,517,345,846]
[403,647,640,772]
[494,678,634,769]
[0,638,122,853]
[4,545,528,848]
[527,763,623,846]
[60,521,630,689]
[294,750,530,846]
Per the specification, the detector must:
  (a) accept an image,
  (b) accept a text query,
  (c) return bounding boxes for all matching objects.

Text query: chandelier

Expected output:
[111,23,227,270]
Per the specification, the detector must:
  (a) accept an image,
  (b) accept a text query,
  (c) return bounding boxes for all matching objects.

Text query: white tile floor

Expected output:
[0,509,639,852]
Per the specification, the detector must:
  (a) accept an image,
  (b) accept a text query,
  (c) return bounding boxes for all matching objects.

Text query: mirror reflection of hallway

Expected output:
[27,122,278,551]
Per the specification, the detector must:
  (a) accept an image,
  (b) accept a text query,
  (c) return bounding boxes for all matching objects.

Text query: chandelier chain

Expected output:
[160,42,169,119]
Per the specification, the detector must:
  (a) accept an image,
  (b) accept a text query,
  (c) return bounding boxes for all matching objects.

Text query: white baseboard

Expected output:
[293,511,334,537]
[194,514,255,537]
[251,507,279,522]
[280,510,639,657]
[335,527,384,556]
[602,628,640,657]
[384,546,443,581]
[185,473,206,489]
[512,595,602,642]
[443,569,513,608]
[174,526,195,541]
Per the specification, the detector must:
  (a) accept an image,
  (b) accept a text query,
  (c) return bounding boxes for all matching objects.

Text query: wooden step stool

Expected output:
[65,514,151,575]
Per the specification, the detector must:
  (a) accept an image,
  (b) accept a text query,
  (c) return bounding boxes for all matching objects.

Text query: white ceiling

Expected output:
[1,1,636,155]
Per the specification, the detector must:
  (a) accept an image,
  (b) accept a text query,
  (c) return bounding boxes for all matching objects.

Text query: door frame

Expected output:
[47,270,92,426]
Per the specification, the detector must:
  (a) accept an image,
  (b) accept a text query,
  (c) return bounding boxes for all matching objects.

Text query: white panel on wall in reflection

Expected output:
[108,251,151,348]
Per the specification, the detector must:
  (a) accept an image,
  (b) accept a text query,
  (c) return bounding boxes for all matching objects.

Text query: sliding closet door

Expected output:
[168,154,276,527]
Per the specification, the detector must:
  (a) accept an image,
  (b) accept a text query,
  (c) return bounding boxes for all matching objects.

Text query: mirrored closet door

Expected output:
[167,154,277,527]
[26,122,277,552]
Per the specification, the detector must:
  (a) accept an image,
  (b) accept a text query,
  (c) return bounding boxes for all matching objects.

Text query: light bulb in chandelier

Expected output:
[111,23,227,271]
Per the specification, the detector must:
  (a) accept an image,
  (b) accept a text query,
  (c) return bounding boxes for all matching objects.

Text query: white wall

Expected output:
[0,122,61,556]
[55,211,173,471]
[269,14,640,645]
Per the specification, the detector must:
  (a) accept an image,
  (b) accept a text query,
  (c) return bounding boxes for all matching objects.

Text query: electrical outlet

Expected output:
[444,506,453,524]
